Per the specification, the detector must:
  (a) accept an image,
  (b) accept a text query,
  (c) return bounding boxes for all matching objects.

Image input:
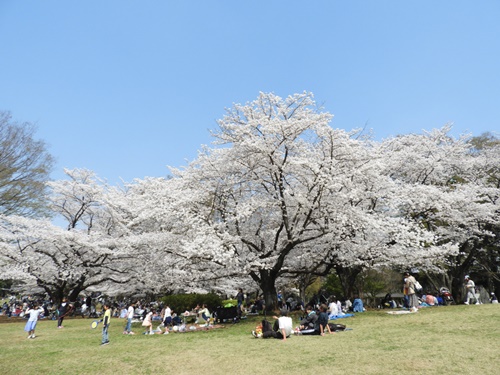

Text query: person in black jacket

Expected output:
[236,288,244,315]
[297,304,333,336]
[298,305,318,331]
[57,298,73,328]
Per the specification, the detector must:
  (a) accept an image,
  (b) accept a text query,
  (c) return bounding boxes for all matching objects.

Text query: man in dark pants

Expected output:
[254,310,293,341]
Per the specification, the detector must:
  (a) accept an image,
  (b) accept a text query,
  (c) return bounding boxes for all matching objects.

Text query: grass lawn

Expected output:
[1,304,499,375]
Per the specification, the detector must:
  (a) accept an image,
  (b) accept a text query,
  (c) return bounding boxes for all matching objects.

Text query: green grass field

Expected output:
[1,304,499,375]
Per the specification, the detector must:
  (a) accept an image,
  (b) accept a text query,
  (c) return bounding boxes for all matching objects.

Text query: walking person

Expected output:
[464,275,480,305]
[57,297,73,328]
[24,304,44,339]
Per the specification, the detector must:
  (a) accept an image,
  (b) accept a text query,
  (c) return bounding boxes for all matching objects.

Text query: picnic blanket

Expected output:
[386,310,414,315]
[329,313,355,320]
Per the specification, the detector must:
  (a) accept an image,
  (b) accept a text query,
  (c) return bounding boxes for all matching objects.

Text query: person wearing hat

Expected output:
[464,276,480,305]
[253,309,292,340]
[490,292,498,304]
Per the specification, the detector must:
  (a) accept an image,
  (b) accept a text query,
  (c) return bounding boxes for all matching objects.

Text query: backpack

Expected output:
[328,323,346,331]
[413,280,423,292]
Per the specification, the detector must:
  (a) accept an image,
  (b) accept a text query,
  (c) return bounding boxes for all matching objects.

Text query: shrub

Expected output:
[160,293,222,313]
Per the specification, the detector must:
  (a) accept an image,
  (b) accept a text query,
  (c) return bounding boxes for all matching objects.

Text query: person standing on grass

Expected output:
[161,304,172,329]
[24,304,44,339]
[57,297,73,328]
[464,276,480,305]
[404,272,419,312]
[236,288,244,315]
[124,302,135,335]
[100,303,111,346]
[142,309,154,335]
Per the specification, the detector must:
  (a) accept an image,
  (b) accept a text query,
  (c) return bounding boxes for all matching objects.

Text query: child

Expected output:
[100,303,111,346]
[24,304,45,339]
[142,309,154,335]
[161,304,172,334]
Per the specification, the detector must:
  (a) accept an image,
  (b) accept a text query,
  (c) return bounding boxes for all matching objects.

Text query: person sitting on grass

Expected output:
[490,292,498,304]
[171,312,182,326]
[297,304,333,336]
[297,304,318,331]
[197,304,211,325]
[252,309,293,341]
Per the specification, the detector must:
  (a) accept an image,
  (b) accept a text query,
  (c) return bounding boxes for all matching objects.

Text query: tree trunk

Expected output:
[251,269,278,311]
[297,273,316,305]
[446,240,481,302]
[335,264,363,299]
[39,279,84,306]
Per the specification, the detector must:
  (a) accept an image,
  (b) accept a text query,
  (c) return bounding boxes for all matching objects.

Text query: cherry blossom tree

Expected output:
[159,92,455,306]
[0,169,132,303]
[103,176,248,297]
[2,94,497,308]
[379,127,499,298]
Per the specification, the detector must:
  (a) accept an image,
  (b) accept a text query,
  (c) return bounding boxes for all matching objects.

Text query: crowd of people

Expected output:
[252,303,349,341]
[1,277,498,345]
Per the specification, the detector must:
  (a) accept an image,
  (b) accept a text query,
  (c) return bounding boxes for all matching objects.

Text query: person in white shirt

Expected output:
[464,276,480,305]
[161,305,172,334]
[24,304,45,339]
[123,302,135,334]
[254,310,293,341]
[196,304,210,324]
[328,299,339,316]
[490,292,498,304]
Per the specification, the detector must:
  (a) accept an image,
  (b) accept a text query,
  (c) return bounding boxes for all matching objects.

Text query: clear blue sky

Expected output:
[1,1,499,184]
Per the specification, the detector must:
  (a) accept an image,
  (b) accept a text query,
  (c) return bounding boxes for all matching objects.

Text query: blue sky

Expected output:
[1,1,499,184]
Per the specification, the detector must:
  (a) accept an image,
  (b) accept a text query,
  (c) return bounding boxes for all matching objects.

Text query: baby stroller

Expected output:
[213,305,239,324]
[439,287,455,305]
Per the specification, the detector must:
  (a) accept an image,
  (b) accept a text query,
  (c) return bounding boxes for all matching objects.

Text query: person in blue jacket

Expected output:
[352,295,364,312]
